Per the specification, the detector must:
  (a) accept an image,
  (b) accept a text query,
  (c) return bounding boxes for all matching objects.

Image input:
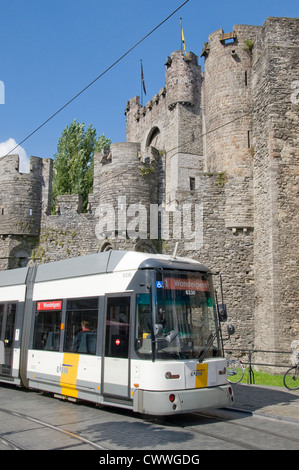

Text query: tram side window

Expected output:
[135,294,152,358]
[0,303,17,375]
[64,298,98,355]
[105,297,130,358]
[33,310,62,351]
[4,304,16,347]
[0,303,16,344]
[0,303,16,343]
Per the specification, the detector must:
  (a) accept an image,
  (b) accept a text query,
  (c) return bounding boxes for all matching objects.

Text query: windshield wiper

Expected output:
[198,333,217,363]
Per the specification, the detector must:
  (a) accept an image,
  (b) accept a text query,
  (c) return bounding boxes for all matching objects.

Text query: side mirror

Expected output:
[227,324,235,336]
[218,303,227,322]
[153,324,164,336]
[165,329,178,343]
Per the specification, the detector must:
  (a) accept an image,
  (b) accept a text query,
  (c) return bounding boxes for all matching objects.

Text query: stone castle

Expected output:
[0,17,298,360]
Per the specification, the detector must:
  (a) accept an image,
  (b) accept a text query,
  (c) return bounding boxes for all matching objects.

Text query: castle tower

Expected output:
[125,50,203,209]
[200,26,260,351]
[202,25,260,176]
[0,155,42,237]
[202,25,260,231]
[0,154,51,268]
[94,142,158,250]
[165,50,201,110]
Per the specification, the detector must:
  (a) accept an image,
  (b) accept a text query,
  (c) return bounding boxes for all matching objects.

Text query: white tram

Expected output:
[0,251,234,415]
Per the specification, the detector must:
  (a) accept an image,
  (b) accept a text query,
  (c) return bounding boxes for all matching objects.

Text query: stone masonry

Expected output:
[0,17,298,362]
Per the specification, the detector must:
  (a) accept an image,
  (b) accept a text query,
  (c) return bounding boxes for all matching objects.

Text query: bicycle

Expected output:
[283,365,299,390]
[226,359,245,384]
[283,341,299,391]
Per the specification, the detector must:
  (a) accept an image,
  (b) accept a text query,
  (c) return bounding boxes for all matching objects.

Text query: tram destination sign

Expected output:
[164,278,209,292]
[37,301,62,311]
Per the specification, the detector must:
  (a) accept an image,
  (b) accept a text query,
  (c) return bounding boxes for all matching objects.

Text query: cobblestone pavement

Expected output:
[230,383,299,422]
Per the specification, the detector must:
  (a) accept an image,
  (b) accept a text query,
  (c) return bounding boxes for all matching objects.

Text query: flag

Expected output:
[180,19,190,59]
[141,60,146,95]
[181,24,188,56]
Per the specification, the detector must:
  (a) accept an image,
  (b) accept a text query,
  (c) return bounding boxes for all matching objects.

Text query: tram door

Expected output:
[103,295,131,399]
[0,303,16,376]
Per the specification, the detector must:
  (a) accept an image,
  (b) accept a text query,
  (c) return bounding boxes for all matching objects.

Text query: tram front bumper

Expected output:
[133,384,234,415]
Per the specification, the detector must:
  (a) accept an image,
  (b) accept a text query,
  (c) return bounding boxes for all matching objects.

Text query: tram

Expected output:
[0,250,234,415]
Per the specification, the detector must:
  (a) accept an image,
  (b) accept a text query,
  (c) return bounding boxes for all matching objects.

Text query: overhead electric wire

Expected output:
[4,0,190,158]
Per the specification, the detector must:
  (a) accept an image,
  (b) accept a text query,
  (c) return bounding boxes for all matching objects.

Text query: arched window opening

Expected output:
[146,127,160,148]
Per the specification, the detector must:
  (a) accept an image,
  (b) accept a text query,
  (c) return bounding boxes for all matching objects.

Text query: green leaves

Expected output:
[52,119,110,212]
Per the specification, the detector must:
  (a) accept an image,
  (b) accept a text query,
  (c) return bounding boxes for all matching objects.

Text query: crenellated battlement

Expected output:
[125,87,167,143]
[125,87,167,120]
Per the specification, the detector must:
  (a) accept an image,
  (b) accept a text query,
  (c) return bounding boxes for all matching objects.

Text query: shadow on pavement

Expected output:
[231,383,299,415]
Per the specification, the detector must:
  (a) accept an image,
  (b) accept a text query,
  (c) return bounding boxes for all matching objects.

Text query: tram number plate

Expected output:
[186,290,196,295]
[191,370,204,376]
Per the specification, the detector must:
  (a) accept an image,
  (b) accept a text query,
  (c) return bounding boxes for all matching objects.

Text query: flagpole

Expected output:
[180,18,182,51]
[140,59,146,106]
[140,59,143,107]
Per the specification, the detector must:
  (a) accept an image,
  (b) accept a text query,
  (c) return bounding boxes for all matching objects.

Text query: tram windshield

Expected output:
[135,271,222,361]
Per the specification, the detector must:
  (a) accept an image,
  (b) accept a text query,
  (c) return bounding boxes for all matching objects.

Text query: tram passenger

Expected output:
[73,321,90,352]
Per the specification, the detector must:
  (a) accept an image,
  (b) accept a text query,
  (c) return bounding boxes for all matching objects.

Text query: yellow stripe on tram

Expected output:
[60,353,80,398]
[195,363,208,388]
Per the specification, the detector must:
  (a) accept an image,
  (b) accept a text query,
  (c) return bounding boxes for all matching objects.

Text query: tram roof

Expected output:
[0,251,209,286]
[0,266,29,287]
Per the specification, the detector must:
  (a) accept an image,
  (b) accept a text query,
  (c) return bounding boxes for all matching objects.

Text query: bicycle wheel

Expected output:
[227,359,244,384]
[283,366,299,390]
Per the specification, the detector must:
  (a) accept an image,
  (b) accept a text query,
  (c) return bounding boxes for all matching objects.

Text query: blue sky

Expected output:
[0,0,298,171]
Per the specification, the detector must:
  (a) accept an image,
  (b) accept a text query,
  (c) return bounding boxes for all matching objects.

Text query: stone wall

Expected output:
[163,172,255,351]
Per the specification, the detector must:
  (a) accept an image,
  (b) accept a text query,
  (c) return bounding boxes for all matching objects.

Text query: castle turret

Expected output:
[0,154,52,268]
[202,25,261,231]
[94,142,158,244]
[125,50,203,209]
[203,25,260,176]
[0,155,43,236]
[165,50,201,110]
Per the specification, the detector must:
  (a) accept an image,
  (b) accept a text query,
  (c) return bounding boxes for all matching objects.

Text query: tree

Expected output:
[52,119,110,212]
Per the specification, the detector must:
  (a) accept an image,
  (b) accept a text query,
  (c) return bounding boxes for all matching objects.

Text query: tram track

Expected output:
[196,409,299,445]
[0,390,298,450]
[150,408,299,450]
[147,414,257,450]
[176,420,260,450]
[0,407,111,451]
[0,436,26,450]
[0,406,259,451]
